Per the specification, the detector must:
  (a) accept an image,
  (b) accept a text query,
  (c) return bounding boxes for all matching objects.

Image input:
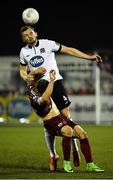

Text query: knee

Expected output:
[74,125,88,139]
[61,125,73,137]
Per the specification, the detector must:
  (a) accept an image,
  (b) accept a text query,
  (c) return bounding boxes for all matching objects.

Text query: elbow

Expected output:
[41,95,49,102]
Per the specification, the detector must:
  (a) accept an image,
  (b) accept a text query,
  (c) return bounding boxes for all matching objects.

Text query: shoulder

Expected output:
[20,45,30,56]
[20,45,28,52]
[39,39,56,45]
[39,39,60,51]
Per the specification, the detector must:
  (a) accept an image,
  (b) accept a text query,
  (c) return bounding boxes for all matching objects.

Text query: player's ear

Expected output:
[22,36,25,43]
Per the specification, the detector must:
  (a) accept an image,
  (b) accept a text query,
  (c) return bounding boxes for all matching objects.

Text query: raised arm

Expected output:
[41,70,56,102]
[60,45,102,63]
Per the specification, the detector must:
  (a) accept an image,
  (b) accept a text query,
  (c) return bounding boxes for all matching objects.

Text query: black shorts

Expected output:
[44,114,78,136]
[52,80,71,110]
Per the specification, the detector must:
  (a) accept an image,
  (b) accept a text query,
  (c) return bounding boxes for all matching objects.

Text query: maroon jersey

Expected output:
[27,80,52,117]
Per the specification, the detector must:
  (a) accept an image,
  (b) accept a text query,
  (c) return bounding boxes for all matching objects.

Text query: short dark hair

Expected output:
[20,25,35,33]
[36,79,49,94]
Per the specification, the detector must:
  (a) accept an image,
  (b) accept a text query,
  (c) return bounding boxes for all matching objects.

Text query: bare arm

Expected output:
[20,65,46,81]
[60,45,102,63]
[41,70,56,102]
[29,67,46,76]
[19,65,34,81]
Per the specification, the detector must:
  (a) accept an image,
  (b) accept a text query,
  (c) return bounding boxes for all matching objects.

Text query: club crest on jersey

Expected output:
[40,48,45,53]
[30,55,44,67]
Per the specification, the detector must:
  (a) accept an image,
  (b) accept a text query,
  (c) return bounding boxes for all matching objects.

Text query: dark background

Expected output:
[0,0,113,55]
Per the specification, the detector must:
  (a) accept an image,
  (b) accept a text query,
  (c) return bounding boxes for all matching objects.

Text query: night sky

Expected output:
[0,0,113,55]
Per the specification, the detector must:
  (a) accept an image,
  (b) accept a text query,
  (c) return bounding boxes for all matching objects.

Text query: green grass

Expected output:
[0,124,113,179]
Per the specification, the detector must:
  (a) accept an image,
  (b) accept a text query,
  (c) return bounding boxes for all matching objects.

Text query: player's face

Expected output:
[21,28,38,45]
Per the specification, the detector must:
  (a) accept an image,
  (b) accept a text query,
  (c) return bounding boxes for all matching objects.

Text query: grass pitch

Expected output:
[0,124,113,179]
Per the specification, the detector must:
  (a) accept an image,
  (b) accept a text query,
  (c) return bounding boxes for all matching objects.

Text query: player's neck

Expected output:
[28,39,39,47]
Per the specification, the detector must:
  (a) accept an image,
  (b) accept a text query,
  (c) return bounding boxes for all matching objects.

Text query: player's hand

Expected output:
[90,54,103,63]
[26,74,34,81]
[49,70,56,81]
[30,67,46,75]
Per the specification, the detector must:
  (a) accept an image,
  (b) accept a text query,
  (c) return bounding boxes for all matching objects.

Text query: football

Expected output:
[22,8,39,25]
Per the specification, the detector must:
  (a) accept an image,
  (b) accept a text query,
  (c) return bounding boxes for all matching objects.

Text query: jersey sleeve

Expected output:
[46,40,61,52]
[37,97,43,105]
[19,49,27,66]
[33,95,40,104]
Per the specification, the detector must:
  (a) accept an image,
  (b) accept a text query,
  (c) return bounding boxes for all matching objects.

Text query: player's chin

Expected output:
[27,38,35,43]
[28,40,35,44]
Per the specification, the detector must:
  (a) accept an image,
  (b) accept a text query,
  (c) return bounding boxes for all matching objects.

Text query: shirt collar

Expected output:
[28,40,39,48]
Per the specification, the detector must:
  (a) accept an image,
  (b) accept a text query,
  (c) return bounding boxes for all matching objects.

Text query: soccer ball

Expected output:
[22,8,39,25]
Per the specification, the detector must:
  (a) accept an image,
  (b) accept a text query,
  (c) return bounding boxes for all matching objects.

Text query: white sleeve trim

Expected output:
[37,97,43,105]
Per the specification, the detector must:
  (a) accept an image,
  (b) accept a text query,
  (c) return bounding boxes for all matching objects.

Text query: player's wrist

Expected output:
[50,78,55,82]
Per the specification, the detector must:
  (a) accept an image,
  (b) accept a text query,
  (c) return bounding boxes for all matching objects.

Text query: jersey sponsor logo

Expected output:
[30,55,44,67]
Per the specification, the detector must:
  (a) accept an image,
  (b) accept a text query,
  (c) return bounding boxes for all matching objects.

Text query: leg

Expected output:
[71,138,81,166]
[73,125,104,172]
[44,128,59,172]
[61,125,74,173]
[61,107,81,167]
[51,80,80,167]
